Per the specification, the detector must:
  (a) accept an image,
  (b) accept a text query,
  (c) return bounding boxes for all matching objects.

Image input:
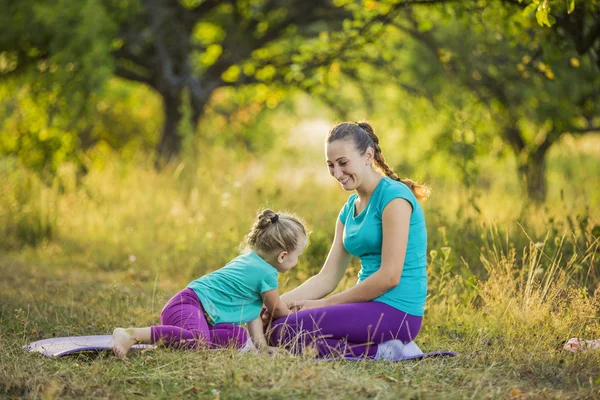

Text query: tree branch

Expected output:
[186,0,222,20]
[114,64,154,86]
[566,126,600,134]
[112,47,154,71]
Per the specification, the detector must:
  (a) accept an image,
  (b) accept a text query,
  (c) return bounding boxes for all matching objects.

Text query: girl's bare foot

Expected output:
[113,328,136,359]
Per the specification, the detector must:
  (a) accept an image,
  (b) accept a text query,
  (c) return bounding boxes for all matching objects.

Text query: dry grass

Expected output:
[1,147,599,399]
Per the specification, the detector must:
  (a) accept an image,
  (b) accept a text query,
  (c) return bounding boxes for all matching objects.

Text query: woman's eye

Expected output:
[339,162,347,166]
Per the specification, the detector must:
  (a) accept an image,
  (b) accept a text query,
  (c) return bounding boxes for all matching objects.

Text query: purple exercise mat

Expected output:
[23,335,155,357]
[24,335,456,361]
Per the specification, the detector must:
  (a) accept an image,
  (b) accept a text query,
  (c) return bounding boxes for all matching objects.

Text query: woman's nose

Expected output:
[331,166,342,178]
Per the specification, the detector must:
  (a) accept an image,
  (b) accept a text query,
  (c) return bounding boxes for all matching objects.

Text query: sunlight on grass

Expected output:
[0,134,599,398]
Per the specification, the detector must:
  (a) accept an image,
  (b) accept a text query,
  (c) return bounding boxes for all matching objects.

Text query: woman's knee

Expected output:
[268,313,314,346]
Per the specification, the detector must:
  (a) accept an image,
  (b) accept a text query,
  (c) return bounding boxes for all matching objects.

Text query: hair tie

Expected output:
[270,214,279,223]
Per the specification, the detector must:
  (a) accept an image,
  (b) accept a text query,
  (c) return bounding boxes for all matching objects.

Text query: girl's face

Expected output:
[326,139,373,191]
[276,235,308,273]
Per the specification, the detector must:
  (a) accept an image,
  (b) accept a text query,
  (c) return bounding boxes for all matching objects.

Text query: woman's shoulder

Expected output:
[377,177,418,210]
[379,177,414,197]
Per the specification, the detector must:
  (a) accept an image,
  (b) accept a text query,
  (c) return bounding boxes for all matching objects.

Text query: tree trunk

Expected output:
[519,148,549,204]
[156,90,183,163]
[155,86,211,166]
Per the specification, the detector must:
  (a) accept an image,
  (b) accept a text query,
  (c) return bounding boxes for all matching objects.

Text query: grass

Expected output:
[1,247,599,399]
[1,141,599,399]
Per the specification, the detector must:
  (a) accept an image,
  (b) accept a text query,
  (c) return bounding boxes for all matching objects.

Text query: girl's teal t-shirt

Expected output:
[339,177,428,316]
[187,251,279,325]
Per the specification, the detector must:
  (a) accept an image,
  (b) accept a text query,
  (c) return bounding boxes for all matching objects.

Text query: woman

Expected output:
[267,121,430,360]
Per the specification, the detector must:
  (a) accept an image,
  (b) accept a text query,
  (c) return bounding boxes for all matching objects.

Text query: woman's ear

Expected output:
[365,147,374,164]
[277,251,288,264]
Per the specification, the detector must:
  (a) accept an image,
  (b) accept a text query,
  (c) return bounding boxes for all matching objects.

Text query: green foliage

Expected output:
[0,158,57,248]
[0,78,161,175]
[520,0,585,26]
[357,1,600,202]
[0,0,129,104]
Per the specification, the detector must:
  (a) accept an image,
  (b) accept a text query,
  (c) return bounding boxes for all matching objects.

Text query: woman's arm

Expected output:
[280,219,352,304]
[294,198,411,310]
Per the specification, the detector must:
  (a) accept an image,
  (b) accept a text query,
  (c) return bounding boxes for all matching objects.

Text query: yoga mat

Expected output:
[25,336,456,361]
[23,335,155,357]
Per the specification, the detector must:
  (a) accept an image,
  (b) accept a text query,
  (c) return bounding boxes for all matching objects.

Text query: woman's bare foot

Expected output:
[113,328,136,359]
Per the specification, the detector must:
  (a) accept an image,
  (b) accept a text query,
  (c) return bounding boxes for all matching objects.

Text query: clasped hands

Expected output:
[261,298,328,326]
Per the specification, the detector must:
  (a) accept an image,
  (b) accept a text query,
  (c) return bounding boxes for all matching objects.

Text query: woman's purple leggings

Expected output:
[150,288,248,349]
[268,302,422,358]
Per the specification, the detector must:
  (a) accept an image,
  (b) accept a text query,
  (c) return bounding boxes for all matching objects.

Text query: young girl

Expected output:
[112,209,308,359]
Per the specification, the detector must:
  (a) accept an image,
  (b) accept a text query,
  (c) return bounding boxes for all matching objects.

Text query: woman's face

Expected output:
[326,139,373,191]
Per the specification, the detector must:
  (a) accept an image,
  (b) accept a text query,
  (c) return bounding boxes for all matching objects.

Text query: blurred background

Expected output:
[1,0,599,296]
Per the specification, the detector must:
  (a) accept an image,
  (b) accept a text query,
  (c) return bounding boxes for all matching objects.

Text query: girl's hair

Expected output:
[326,121,431,202]
[245,209,307,254]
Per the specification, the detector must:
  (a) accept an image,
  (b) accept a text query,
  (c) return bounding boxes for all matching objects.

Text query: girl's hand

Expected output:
[260,306,272,327]
[289,299,328,312]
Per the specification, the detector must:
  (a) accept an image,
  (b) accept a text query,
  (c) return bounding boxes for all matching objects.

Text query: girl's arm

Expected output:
[261,289,291,320]
[248,317,287,355]
[294,198,411,310]
[279,219,352,304]
[247,317,268,350]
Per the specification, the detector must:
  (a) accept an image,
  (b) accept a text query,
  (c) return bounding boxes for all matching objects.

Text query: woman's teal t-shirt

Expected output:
[339,177,428,316]
[187,251,279,325]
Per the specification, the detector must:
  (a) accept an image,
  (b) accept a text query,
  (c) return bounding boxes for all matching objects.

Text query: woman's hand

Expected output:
[289,298,328,312]
[289,304,303,313]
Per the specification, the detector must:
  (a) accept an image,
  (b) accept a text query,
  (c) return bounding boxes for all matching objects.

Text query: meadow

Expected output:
[1,120,599,399]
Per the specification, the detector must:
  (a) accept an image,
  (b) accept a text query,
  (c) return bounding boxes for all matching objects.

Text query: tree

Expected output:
[0,0,457,164]
[404,2,600,202]
[318,1,599,202]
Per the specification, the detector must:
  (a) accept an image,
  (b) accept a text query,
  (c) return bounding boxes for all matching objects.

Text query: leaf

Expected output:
[535,7,553,27]
[535,8,546,26]
[567,0,575,14]
[522,3,538,18]
[418,19,434,32]
[221,65,240,83]
[509,388,526,399]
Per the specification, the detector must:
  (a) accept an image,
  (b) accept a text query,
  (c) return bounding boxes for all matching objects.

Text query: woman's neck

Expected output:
[356,170,383,201]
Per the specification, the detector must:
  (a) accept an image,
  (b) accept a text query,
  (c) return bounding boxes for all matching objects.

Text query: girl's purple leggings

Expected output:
[150,288,247,349]
[268,302,422,358]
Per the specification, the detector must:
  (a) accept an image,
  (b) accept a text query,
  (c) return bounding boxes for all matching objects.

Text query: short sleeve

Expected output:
[378,181,417,214]
[259,270,279,293]
[338,194,357,224]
